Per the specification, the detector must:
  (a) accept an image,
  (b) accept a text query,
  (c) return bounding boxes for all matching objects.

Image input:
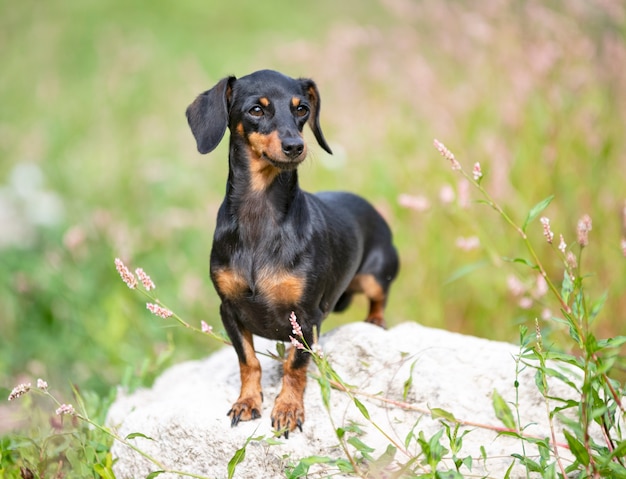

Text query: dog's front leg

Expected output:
[221,305,263,426]
[271,344,310,438]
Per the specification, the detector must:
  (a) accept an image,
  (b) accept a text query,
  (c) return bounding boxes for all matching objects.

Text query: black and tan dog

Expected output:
[186,70,399,437]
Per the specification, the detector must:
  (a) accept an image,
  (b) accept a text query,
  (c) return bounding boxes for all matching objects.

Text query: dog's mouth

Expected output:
[262,153,305,171]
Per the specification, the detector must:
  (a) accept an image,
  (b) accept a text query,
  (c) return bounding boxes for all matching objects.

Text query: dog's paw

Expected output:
[271,398,304,438]
[227,395,262,427]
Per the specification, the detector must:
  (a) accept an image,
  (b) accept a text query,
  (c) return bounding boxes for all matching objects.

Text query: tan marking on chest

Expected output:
[257,268,306,305]
[213,268,248,299]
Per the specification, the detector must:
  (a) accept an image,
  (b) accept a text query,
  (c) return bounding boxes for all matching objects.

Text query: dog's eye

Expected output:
[295,105,309,117]
[249,106,264,117]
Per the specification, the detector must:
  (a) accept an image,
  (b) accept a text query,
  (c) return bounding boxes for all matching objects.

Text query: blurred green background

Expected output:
[1,0,625,430]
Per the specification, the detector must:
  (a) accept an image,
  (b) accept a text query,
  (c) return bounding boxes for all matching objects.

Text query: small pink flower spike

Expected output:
[8,383,31,401]
[540,217,554,244]
[115,258,137,289]
[577,214,592,247]
[289,311,302,337]
[472,162,483,181]
[146,303,173,319]
[135,268,156,291]
[201,320,213,334]
[55,404,76,416]
[434,139,461,171]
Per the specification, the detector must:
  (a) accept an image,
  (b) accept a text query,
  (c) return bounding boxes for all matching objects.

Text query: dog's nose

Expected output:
[282,139,305,159]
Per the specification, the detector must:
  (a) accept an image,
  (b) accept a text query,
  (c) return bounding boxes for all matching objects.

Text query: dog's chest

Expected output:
[211,260,306,306]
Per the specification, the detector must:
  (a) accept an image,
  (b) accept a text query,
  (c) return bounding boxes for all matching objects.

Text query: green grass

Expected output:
[1,0,625,475]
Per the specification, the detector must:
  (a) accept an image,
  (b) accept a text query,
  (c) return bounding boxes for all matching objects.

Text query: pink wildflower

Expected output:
[398,193,430,212]
[290,336,305,350]
[146,303,173,319]
[55,404,75,416]
[577,214,592,247]
[540,217,554,244]
[455,236,480,251]
[115,258,137,289]
[566,251,578,270]
[289,311,302,337]
[37,379,48,391]
[621,238,626,258]
[439,185,455,204]
[434,139,461,171]
[135,268,155,291]
[201,320,213,334]
[8,383,31,401]
[558,234,567,253]
[472,162,482,181]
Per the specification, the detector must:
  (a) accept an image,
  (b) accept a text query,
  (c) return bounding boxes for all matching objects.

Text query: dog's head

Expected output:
[186,70,332,171]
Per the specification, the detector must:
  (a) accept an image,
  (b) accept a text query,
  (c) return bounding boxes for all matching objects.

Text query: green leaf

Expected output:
[522,195,554,232]
[492,389,516,430]
[126,432,154,441]
[589,291,607,323]
[347,437,375,459]
[561,270,574,304]
[563,430,590,466]
[430,407,457,423]
[94,464,116,479]
[353,398,370,420]
[502,256,537,269]
[276,341,285,358]
[403,360,417,400]
[146,472,166,479]
[228,434,257,479]
[444,260,489,284]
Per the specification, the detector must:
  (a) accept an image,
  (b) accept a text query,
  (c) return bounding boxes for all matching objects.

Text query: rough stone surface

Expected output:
[107,322,587,478]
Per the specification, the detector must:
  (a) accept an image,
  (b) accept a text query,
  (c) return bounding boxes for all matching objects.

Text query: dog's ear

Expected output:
[300,79,333,155]
[186,76,236,154]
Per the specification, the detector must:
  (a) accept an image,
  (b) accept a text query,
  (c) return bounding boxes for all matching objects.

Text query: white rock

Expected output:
[107,322,585,478]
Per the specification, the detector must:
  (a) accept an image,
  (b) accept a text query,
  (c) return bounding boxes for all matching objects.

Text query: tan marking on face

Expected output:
[213,268,248,299]
[257,267,306,305]
[291,97,301,107]
[236,122,244,136]
[246,131,282,191]
[259,97,270,107]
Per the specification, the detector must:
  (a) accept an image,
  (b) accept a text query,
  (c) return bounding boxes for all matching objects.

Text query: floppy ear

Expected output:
[300,79,333,155]
[186,76,236,154]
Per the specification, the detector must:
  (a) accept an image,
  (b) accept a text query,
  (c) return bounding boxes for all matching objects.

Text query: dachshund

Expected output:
[186,69,399,437]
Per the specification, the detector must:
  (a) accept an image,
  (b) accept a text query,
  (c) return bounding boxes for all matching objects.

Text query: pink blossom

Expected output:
[558,234,567,253]
[577,214,592,247]
[439,185,456,204]
[146,303,173,319]
[398,193,430,212]
[55,404,75,416]
[472,162,483,181]
[540,217,554,244]
[289,311,302,337]
[115,258,137,289]
[290,336,305,350]
[621,238,626,258]
[455,236,480,251]
[566,251,578,270]
[37,379,48,391]
[135,268,155,291]
[8,383,31,401]
[434,139,461,171]
[201,320,213,334]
